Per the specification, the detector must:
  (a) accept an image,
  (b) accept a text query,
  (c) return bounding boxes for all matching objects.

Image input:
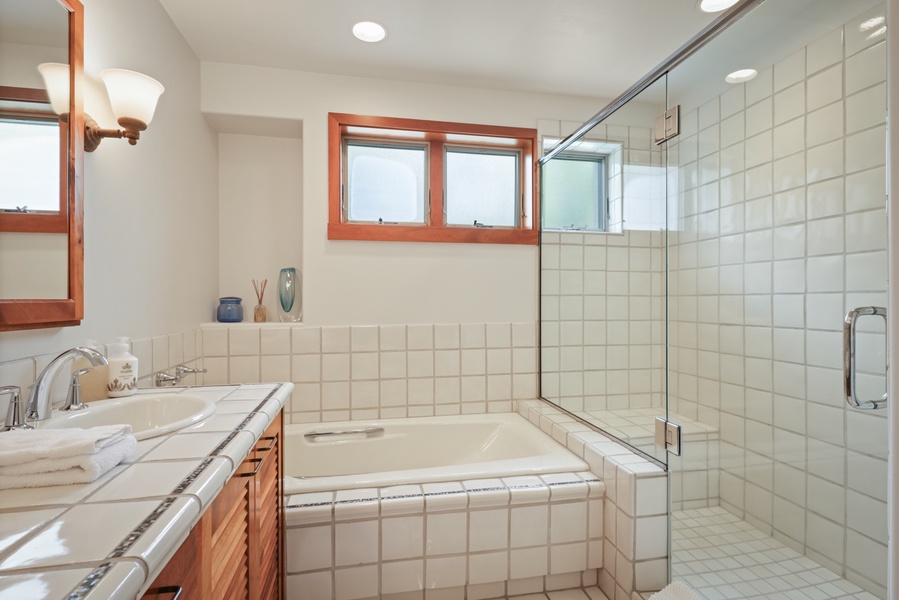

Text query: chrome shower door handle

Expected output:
[843,306,888,410]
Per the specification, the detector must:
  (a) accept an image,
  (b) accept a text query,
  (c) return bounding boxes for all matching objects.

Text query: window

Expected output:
[0,86,68,234]
[540,136,623,233]
[541,152,607,231]
[329,113,538,245]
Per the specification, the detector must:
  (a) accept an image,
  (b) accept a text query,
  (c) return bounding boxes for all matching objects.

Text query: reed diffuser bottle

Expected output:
[253,278,267,322]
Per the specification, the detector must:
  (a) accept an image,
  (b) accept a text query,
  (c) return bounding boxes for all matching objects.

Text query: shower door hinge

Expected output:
[655,417,682,456]
[654,106,680,145]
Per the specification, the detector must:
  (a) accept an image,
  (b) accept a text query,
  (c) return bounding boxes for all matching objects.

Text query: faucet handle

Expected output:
[60,368,93,412]
[175,364,207,378]
[1,386,32,431]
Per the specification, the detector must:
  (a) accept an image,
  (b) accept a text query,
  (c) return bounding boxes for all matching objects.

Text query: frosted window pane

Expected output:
[0,120,60,212]
[445,150,517,227]
[347,143,426,223]
[541,156,605,231]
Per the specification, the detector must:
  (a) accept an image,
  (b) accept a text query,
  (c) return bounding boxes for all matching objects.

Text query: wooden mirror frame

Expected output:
[0,0,84,331]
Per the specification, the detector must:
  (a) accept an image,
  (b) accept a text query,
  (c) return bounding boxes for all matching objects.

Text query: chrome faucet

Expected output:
[26,347,109,421]
[155,363,207,387]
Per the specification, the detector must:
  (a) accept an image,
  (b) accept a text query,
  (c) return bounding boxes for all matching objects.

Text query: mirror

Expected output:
[540,75,669,462]
[0,0,84,330]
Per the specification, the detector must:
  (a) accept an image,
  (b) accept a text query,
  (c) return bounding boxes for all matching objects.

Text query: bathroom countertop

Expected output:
[0,382,293,600]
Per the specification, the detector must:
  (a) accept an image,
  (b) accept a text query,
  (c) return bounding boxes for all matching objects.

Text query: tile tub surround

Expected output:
[199,322,539,423]
[285,473,605,600]
[0,383,291,600]
[516,400,669,600]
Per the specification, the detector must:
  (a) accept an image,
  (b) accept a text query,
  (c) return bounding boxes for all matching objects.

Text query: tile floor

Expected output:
[672,507,881,600]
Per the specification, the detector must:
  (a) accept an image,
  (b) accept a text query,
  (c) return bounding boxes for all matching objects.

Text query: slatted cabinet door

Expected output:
[139,514,208,599]
[211,465,253,600]
[250,415,283,600]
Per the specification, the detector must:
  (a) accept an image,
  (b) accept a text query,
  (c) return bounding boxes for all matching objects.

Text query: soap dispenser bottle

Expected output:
[107,338,138,397]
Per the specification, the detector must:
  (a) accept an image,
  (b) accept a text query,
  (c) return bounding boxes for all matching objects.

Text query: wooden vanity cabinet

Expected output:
[141,411,283,600]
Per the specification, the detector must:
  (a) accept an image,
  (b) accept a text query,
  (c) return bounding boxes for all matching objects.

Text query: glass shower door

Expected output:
[539,74,671,465]
[664,0,889,597]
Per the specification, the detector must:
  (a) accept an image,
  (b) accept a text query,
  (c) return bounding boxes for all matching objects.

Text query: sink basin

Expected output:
[42,394,216,440]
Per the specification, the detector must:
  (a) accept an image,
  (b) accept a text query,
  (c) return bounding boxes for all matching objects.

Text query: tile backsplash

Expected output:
[200,322,539,424]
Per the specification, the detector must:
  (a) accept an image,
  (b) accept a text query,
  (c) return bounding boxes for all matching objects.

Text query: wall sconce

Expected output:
[38,63,165,152]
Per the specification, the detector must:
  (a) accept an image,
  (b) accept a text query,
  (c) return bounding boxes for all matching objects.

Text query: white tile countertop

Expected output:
[0,382,292,600]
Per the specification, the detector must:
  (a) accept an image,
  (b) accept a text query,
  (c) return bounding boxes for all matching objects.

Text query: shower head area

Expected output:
[538,0,889,597]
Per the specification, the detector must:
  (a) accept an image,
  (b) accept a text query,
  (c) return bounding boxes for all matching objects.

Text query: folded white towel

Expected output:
[0,434,136,489]
[0,424,133,467]
[649,581,702,600]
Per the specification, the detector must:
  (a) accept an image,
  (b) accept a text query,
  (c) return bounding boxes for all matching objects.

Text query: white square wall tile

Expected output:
[469,508,509,551]
[382,560,424,594]
[510,505,548,548]
[287,525,333,572]
[551,502,587,544]
[510,547,548,580]
[334,565,378,600]
[322,354,351,381]
[380,324,407,350]
[229,327,260,356]
[434,324,460,349]
[549,542,587,575]
[461,323,486,348]
[203,327,229,357]
[427,513,467,555]
[468,551,508,585]
[382,516,424,560]
[634,515,667,560]
[486,323,511,348]
[407,324,434,350]
[260,326,291,355]
[322,326,351,353]
[292,326,321,354]
[426,556,467,589]
[807,27,843,75]
[287,572,331,600]
[351,325,379,352]
[335,521,378,566]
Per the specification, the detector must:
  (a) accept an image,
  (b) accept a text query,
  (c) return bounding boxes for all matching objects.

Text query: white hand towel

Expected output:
[0,424,133,467]
[649,581,702,600]
[0,434,136,489]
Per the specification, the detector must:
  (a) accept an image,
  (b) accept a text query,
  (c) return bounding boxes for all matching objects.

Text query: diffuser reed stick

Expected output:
[252,279,267,322]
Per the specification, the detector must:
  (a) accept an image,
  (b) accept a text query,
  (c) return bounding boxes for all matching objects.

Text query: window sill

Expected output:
[327,222,537,245]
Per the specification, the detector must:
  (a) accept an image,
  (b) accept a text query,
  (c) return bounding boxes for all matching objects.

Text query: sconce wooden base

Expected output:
[83,115,148,151]
[118,117,147,145]
[84,114,122,152]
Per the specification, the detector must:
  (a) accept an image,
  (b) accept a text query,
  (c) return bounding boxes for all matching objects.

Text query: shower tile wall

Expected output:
[540,228,666,416]
[667,6,887,596]
[200,322,539,423]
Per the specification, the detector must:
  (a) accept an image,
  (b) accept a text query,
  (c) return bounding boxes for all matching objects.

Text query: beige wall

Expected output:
[202,63,604,326]
[0,0,219,362]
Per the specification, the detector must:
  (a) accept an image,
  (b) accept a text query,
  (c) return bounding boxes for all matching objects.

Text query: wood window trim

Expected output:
[328,113,538,245]
[0,85,69,234]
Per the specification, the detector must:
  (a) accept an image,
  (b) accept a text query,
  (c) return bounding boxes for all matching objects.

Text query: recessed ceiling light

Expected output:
[698,0,740,13]
[353,21,387,43]
[725,68,757,84]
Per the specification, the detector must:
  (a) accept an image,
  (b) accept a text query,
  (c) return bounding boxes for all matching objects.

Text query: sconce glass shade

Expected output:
[100,69,164,124]
[37,62,70,115]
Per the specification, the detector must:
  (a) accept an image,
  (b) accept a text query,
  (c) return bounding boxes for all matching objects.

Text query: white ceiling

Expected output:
[157,0,720,100]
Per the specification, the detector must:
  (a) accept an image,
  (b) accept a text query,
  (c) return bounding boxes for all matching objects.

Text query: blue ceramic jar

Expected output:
[217,297,244,322]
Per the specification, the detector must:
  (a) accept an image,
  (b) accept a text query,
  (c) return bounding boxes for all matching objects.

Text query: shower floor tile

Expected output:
[672,507,882,600]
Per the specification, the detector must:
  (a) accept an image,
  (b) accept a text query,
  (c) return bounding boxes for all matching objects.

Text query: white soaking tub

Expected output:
[283,412,588,494]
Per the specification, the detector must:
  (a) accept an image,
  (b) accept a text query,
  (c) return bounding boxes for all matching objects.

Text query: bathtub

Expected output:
[283,412,588,494]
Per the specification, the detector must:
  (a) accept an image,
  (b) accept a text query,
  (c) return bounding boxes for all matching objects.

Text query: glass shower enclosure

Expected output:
[539,0,889,597]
